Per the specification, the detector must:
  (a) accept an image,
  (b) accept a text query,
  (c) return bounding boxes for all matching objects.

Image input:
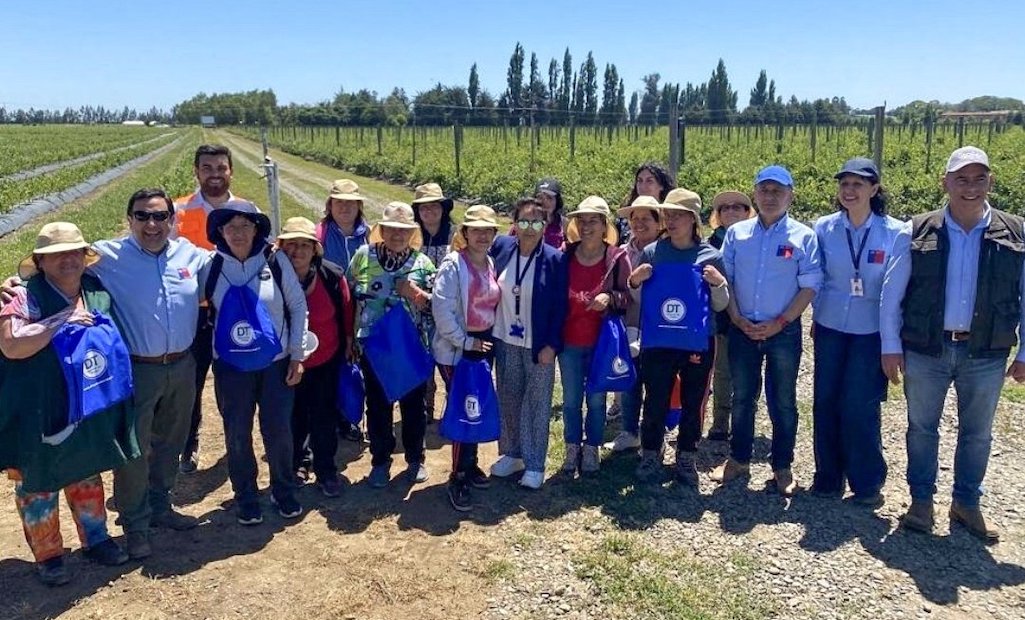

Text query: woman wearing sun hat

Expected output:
[431,205,502,511]
[628,189,730,485]
[317,179,370,280]
[347,201,437,488]
[810,158,903,507]
[206,207,309,525]
[559,196,632,475]
[705,190,755,443]
[0,222,138,585]
[277,216,355,498]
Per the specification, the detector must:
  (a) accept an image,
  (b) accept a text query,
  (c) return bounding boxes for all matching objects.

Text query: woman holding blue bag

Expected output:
[276,217,354,499]
[0,222,137,585]
[207,207,308,525]
[559,196,632,475]
[347,202,437,489]
[432,205,502,512]
[628,189,729,486]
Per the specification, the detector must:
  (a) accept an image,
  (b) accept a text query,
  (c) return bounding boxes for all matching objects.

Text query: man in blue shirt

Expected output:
[880,146,1025,542]
[713,165,822,497]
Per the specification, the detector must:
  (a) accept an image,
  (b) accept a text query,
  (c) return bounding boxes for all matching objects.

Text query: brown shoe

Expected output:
[949,502,999,543]
[773,468,798,497]
[900,500,935,533]
[710,458,749,483]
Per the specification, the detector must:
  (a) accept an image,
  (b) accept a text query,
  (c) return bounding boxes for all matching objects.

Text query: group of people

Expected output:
[0,143,1021,588]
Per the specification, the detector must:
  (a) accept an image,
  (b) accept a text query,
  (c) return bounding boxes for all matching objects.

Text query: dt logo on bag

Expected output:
[611,356,629,376]
[464,394,481,423]
[661,298,686,323]
[82,349,108,380]
[231,321,256,347]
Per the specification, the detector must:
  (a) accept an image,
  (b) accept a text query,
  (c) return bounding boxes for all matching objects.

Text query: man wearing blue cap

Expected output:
[712,165,822,496]
[880,146,1025,542]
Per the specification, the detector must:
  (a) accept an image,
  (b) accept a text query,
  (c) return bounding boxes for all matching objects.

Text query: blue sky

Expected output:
[3,0,1023,112]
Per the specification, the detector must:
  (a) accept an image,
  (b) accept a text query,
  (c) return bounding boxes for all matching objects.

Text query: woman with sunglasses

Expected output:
[705,191,755,442]
[488,198,568,489]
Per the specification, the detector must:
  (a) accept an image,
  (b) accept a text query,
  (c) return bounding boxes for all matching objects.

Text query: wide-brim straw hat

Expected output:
[411,182,454,210]
[617,195,663,219]
[276,216,324,257]
[328,179,364,202]
[566,195,619,245]
[451,205,500,251]
[18,221,100,279]
[661,188,704,239]
[369,201,423,251]
[709,190,754,229]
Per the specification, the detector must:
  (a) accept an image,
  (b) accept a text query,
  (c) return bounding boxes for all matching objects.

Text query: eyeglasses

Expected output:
[516,219,545,232]
[718,204,750,213]
[131,211,171,222]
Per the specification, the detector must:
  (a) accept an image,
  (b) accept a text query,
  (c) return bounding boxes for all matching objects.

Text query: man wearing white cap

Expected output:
[881,146,1025,542]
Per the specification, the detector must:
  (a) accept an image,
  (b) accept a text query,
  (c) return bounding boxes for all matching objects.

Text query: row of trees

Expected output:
[0,105,170,125]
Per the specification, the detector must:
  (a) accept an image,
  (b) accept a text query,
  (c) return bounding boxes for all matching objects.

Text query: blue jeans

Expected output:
[559,345,607,446]
[214,358,297,507]
[904,342,1006,507]
[812,323,887,496]
[728,321,802,469]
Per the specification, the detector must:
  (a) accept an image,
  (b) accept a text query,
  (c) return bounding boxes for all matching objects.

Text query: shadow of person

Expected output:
[172,453,229,507]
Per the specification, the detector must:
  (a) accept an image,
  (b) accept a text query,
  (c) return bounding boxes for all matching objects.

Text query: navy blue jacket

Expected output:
[490,235,568,363]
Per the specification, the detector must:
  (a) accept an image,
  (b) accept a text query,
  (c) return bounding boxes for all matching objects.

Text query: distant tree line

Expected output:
[0,105,170,125]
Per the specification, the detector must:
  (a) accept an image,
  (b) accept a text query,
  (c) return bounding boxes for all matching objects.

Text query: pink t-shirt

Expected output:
[463,253,500,332]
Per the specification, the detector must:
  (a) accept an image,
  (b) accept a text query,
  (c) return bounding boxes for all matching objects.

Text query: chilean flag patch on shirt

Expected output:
[178,267,192,279]
[776,245,794,259]
[868,249,885,264]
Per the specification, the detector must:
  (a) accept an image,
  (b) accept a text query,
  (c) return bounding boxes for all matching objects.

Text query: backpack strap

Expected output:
[203,253,225,326]
[264,246,291,329]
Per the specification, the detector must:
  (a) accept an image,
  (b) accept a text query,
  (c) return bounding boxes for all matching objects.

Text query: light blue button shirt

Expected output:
[879,204,1025,362]
[89,236,211,356]
[812,211,906,335]
[723,213,822,322]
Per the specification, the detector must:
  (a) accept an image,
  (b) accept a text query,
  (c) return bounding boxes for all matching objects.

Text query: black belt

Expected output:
[131,350,189,365]
[944,331,971,342]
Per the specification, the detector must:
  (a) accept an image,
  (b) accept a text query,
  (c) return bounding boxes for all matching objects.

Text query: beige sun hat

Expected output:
[328,179,364,201]
[661,188,704,240]
[369,201,423,250]
[565,196,619,245]
[411,182,454,209]
[276,217,324,256]
[451,205,499,251]
[617,195,663,219]
[709,190,754,229]
[18,222,100,279]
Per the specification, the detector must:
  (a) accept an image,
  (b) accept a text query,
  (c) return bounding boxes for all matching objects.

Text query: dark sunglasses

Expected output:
[516,219,545,232]
[131,211,171,222]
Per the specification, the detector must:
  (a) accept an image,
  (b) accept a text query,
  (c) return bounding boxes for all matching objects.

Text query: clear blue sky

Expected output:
[3,0,1023,113]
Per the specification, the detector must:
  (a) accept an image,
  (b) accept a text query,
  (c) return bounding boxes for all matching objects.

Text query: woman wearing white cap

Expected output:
[0,222,137,585]
[277,217,355,499]
[347,202,437,488]
[628,189,729,485]
[431,206,501,511]
[559,196,632,475]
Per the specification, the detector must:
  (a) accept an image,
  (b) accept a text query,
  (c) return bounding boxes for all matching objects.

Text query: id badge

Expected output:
[509,318,526,339]
[850,277,864,297]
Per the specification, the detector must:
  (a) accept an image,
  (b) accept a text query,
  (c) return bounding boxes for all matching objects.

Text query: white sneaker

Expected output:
[604,431,641,452]
[490,455,525,478]
[519,470,544,490]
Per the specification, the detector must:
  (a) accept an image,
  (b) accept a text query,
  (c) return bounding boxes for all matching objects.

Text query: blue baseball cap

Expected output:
[834,157,879,181]
[755,165,793,188]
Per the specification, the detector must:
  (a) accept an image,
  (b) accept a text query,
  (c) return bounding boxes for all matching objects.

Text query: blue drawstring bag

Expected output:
[214,270,283,371]
[50,312,134,444]
[362,302,434,402]
[337,361,365,425]
[440,358,500,443]
[640,263,711,352]
[586,315,636,393]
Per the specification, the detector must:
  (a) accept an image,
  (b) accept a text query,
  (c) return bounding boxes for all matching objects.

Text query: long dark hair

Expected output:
[621,161,676,207]
[834,174,889,216]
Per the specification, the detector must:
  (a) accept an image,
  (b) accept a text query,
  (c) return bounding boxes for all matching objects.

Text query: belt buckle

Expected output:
[162,353,171,364]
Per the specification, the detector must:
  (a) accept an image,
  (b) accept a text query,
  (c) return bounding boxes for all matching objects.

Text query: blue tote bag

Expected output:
[586,315,636,394]
[214,271,283,371]
[362,302,434,402]
[440,358,501,443]
[640,263,712,352]
[337,361,366,425]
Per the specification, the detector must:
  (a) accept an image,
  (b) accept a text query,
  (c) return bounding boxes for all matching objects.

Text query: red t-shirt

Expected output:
[304,275,341,368]
[564,256,605,347]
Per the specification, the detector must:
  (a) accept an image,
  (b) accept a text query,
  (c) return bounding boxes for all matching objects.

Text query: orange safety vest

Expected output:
[175,192,215,250]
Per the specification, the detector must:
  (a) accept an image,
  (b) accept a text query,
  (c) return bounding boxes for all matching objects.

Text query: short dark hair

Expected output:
[127,188,174,217]
[194,144,232,169]
[512,197,544,221]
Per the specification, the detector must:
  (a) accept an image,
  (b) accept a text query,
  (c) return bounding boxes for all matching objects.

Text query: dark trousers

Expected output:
[438,329,494,477]
[292,357,341,481]
[640,341,715,454]
[812,323,887,496]
[362,359,427,467]
[184,308,213,457]
[213,358,297,506]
